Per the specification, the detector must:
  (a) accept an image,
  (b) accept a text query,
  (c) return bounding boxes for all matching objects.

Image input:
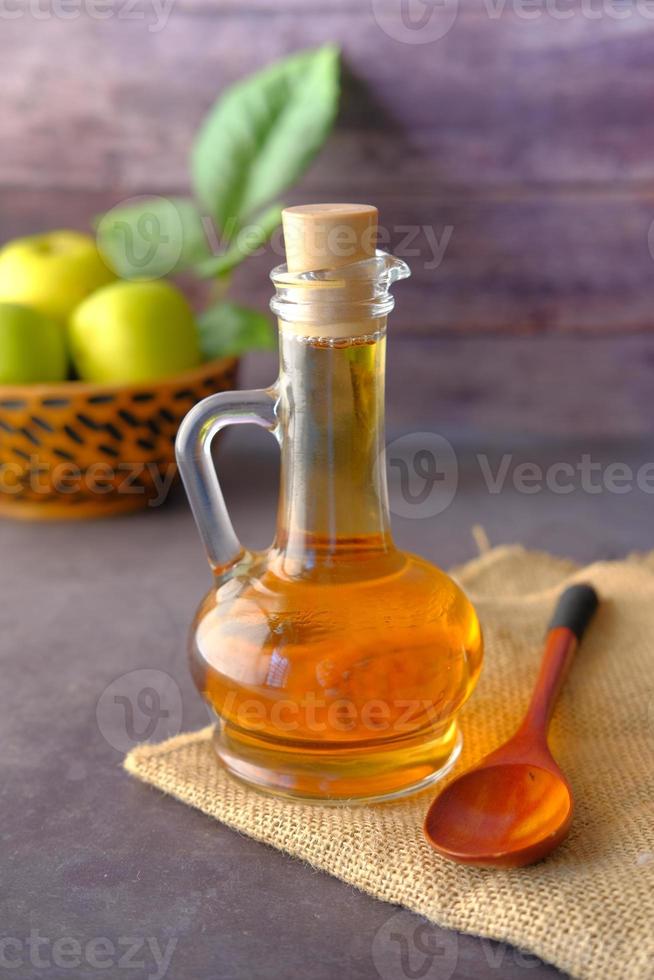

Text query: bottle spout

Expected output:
[381,252,411,287]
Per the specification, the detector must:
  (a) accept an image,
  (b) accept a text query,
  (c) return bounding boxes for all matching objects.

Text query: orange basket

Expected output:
[0,357,238,520]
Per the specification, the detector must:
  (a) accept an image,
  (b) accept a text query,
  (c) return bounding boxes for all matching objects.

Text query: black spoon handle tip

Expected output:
[548,583,599,640]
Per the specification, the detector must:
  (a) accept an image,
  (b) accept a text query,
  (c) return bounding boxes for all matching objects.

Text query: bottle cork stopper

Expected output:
[282,203,378,274]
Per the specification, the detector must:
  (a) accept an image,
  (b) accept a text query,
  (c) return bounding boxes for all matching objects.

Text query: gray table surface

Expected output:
[2,394,651,979]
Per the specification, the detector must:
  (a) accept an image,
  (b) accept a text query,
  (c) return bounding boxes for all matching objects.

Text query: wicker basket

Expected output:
[0,357,238,520]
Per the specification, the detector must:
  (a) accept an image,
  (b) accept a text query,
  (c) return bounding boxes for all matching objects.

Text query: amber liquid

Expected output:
[190,329,483,801]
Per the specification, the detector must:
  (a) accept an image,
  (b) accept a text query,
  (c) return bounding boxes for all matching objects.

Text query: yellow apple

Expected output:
[0,303,68,383]
[69,280,202,383]
[0,231,116,324]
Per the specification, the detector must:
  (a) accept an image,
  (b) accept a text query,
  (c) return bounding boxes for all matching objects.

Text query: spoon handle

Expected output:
[519,584,599,740]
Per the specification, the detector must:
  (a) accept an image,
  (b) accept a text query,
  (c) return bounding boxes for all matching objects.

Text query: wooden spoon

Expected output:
[424,583,599,868]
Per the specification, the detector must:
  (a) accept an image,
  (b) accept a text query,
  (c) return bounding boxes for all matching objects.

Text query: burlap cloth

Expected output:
[125,546,654,980]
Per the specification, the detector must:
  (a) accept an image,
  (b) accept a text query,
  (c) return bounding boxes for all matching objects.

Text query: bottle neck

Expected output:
[273,322,395,573]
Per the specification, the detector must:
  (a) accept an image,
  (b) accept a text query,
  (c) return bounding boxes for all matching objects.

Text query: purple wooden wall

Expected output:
[2,1,654,338]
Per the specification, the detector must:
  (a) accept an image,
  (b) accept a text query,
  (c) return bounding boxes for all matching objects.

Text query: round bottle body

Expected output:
[190,547,483,802]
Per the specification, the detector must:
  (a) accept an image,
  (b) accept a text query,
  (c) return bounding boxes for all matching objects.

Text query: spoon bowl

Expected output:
[424,761,573,868]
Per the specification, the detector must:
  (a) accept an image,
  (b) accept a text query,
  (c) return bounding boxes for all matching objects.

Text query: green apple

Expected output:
[69,280,202,383]
[0,303,68,383]
[0,230,116,324]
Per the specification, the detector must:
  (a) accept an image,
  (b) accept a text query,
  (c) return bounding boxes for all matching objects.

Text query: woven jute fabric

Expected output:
[125,546,654,980]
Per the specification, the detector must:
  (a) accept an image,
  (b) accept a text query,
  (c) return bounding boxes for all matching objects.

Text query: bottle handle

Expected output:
[175,386,278,573]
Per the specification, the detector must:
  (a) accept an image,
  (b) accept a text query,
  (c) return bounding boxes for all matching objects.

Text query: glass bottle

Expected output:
[176,204,483,802]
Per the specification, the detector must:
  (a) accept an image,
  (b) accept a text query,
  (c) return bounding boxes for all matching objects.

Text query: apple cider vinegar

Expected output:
[177,205,483,801]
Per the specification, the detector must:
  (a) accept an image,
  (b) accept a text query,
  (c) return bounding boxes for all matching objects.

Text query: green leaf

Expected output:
[198,301,276,358]
[96,197,210,281]
[195,201,283,279]
[191,45,340,231]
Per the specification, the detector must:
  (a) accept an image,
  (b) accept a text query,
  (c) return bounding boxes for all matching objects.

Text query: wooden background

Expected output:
[2,0,653,431]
